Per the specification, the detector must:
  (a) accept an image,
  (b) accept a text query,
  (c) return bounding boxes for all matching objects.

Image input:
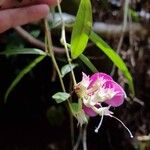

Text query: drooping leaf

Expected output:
[52,92,70,104]
[4,55,45,102]
[71,0,92,59]
[79,54,98,73]
[61,63,78,77]
[90,31,134,95]
[0,48,47,56]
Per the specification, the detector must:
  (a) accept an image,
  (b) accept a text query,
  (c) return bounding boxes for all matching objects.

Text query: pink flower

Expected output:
[75,72,126,117]
[74,72,133,137]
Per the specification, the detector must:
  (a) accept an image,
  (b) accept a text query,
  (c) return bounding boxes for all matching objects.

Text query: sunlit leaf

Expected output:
[71,0,92,59]
[0,48,47,56]
[52,92,70,104]
[90,31,134,95]
[4,55,45,102]
[61,63,78,77]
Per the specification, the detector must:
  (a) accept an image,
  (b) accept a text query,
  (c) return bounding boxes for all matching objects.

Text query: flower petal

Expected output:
[89,73,113,87]
[83,105,97,117]
[90,73,113,81]
[103,80,125,107]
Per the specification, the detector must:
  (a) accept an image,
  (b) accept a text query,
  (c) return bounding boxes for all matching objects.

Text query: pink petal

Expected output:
[105,94,124,107]
[103,80,125,107]
[83,105,97,117]
[89,73,113,87]
[90,73,113,81]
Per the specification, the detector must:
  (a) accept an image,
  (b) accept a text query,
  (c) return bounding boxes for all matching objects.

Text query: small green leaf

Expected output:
[90,31,134,95]
[0,48,47,56]
[30,30,40,38]
[61,64,78,77]
[128,8,139,22]
[79,54,98,73]
[52,92,70,104]
[70,103,79,113]
[71,0,92,59]
[4,55,45,102]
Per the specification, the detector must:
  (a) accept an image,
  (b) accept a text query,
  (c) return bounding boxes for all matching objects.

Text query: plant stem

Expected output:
[110,0,129,76]
[57,0,77,85]
[73,126,82,150]
[56,2,78,150]
[44,19,65,92]
[83,124,87,150]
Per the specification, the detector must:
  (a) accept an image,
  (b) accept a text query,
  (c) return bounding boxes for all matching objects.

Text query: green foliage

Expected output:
[71,0,92,59]
[30,29,41,38]
[52,92,70,104]
[61,63,78,78]
[89,31,134,95]
[0,48,47,56]
[79,54,98,73]
[128,8,139,22]
[70,103,79,112]
[4,55,45,102]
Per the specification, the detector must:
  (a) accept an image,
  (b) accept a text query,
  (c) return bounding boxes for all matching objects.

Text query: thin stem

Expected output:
[44,19,65,91]
[70,112,75,149]
[110,0,129,76]
[73,126,82,150]
[69,75,75,148]
[83,124,87,150]
[56,3,77,149]
[57,0,77,85]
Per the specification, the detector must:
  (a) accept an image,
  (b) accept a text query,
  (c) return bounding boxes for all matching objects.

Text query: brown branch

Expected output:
[14,26,65,54]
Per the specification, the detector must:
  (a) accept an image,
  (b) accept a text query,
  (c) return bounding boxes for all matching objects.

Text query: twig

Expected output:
[110,0,129,76]
[73,126,82,150]
[83,124,87,150]
[57,0,77,85]
[14,26,65,54]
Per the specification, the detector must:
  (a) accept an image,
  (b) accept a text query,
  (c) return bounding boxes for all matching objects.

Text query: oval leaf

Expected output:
[89,31,134,95]
[61,63,78,77]
[52,92,70,104]
[71,0,92,59]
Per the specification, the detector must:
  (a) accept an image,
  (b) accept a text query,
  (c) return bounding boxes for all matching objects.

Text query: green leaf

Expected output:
[90,31,134,95]
[70,102,88,125]
[61,63,78,77]
[71,0,92,59]
[128,8,139,22]
[4,55,45,102]
[70,102,80,113]
[30,30,40,38]
[79,54,98,73]
[52,92,70,104]
[0,48,47,56]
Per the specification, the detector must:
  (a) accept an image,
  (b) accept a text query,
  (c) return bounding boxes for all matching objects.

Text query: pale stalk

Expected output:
[44,19,65,92]
[57,0,77,85]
